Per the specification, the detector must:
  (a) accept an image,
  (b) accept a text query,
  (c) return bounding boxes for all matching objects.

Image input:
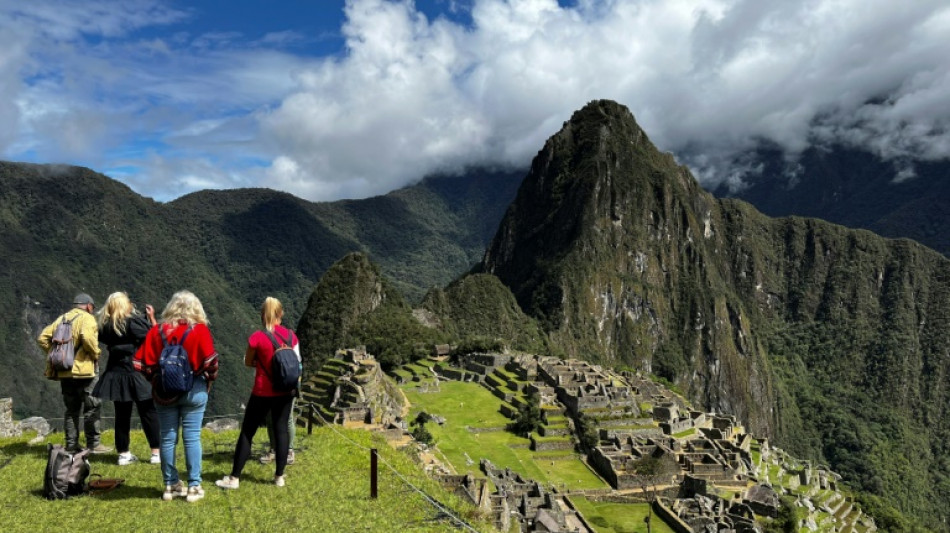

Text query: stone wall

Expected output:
[653,499,695,533]
[0,398,21,438]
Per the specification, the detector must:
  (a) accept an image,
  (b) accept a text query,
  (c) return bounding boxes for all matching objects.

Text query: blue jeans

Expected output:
[156,377,208,487]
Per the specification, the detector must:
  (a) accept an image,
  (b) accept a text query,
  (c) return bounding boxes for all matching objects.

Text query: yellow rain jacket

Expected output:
[38,308,101,379]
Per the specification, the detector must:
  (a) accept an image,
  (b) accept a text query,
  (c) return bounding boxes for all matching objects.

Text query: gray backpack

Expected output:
[48,315,77,372]
[43,444,90,500]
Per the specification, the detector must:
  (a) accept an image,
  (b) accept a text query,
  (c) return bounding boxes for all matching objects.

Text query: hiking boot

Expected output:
[150,452,161,464]
[259,450,275,464]
[274,475,286,487]
[117,452,138,466]
[162,481,187,501]
[89,444,113,455]
[186,485,205,503]
[287,449,295,465]
[215,475,240,490]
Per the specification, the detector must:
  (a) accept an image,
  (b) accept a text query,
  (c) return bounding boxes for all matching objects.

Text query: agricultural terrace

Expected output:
[401,379,607,491]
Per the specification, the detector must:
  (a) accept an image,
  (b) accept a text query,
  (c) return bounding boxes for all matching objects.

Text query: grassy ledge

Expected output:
[0,427,493,533]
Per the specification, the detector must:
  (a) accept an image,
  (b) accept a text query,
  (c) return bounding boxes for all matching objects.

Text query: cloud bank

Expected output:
[2,0,949,201]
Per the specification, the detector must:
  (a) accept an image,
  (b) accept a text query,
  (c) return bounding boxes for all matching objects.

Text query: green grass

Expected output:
[0,427,494,533]
[402,381,607,491]
[568,496,676,533]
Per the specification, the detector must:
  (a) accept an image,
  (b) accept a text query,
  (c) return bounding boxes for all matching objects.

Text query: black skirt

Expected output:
[93,368,152,403]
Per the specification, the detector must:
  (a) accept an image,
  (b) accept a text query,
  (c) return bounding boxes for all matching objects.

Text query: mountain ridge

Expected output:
[481,99,949,527]
[0,160,521,419]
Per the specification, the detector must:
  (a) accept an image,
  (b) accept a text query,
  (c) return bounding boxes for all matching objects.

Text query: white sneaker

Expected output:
[186,485,205,503]
[117,452,138,466]
[215,475,240,490]
[150,453,161,464]
[162,481,186,501]
[274,475,286,487]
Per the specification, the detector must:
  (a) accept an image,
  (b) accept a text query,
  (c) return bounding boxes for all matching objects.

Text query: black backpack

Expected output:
[43,444,90,500]
[48,315,78,372]
[264,329,301,392]
[159,327,194,395]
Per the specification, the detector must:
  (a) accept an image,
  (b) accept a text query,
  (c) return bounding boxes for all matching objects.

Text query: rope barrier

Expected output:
[306,403,482,533]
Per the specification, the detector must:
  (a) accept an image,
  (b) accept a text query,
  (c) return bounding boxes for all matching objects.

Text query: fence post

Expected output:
[370,448,378,499]
[308,403,314,435]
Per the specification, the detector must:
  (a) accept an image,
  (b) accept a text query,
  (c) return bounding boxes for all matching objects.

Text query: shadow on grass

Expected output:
[0,440,50,461]
[25,484,163,501]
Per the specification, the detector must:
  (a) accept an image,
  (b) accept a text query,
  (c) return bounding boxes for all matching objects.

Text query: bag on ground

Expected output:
[159,326,194,395]
[48,315,77,372]
[264,330,301,392]
[43,444,90,500]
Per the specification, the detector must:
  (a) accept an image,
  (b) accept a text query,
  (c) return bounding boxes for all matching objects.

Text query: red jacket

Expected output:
[134,321,219,382]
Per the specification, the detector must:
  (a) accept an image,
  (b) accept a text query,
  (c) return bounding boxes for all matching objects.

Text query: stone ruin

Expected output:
[1,398,51,444]
[480,459,592,533]
[299,348,408,430]
[422,352,878,533]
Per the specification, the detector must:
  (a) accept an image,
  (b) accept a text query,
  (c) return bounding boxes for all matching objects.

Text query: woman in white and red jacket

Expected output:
[216,296,298,490]
[134,290,218,503]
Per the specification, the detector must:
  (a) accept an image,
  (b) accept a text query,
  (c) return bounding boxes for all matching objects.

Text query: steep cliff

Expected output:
[482,100,950,526]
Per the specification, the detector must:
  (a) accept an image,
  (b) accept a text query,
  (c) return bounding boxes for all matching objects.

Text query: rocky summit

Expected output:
[483,99,950,527]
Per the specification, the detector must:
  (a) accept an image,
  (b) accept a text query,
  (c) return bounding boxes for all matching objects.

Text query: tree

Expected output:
[574,412,599,452]
[634,452,679,533]
[411,411,435,445]
[507,391,543,437]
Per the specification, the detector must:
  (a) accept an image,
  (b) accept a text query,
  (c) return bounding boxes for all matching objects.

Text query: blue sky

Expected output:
[1,0,948,201]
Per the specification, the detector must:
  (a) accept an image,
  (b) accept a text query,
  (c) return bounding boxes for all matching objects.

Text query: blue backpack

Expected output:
[263,329,301,392]
[159,326,194,395]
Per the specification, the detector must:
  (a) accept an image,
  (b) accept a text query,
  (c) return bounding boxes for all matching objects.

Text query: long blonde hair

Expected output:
[161,290,209,326]
[260,297,283,332]
[98,292,135,334]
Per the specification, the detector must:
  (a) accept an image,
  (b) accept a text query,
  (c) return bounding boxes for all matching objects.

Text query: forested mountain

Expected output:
[712,144,950,257]
[481,100,949,528]
[0,162,521,419]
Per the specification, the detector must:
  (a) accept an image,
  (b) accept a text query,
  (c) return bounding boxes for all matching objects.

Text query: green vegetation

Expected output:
[6,100,950,529]
[401,380,607,490]
[761,496,803,533]
[569,496,675,533]
[0,162,521,420]
[422,273,548,353]
[0,427,492,532]
[475,100,950,528]
[411,411,435,445]
[297,253,445,371]
[507,391,543,437]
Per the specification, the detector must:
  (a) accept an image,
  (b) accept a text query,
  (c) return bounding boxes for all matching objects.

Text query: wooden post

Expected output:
[370,448,378,499]
[307,403,314,435]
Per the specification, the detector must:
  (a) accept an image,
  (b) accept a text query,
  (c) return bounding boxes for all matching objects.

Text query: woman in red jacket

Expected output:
[216,296,299,489]
[134,290,218,503]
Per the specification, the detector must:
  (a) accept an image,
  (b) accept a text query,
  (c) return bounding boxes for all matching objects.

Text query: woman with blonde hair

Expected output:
[134,290,218,503]
[93,292,160,465]
[217,296,299,490]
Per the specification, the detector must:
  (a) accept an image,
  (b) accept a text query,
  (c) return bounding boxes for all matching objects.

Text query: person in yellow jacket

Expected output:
[37,293,112,454]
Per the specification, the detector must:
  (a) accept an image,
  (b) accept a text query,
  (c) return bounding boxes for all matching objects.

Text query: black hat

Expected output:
[73,293,94,306]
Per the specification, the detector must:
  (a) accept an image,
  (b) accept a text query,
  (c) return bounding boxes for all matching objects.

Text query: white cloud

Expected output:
[2,0,949,201]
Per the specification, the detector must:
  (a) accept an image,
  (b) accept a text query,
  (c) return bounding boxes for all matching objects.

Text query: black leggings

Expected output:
[232,394,294,477]
[114,399,160,452]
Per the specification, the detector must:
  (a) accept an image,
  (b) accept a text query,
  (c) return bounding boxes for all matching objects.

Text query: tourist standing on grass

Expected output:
[38,293,112,455]
[217,296,299,490]
[93,292,161,466]
[134,290,218,502]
